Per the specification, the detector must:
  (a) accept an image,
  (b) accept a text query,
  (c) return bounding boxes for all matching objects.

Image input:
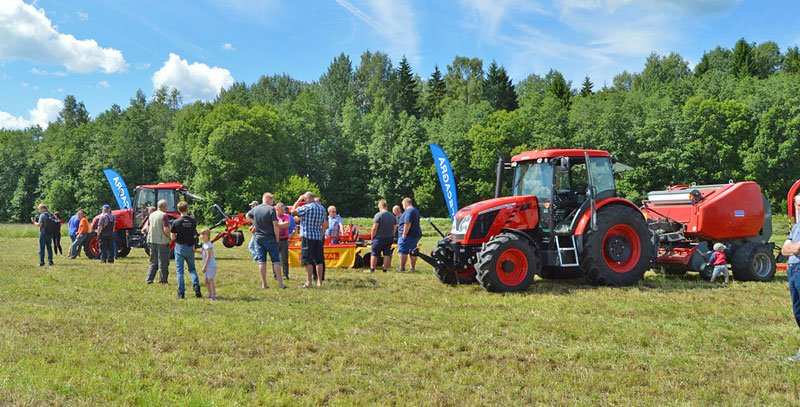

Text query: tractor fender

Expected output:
[573,198,643,237]
[498,228,539,252]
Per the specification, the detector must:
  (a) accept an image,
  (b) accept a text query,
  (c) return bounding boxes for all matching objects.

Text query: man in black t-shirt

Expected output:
[170,201,201,299]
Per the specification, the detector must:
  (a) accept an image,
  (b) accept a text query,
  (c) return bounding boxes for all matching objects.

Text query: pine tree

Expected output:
[484,61,518,111]
[731,38,757,78]
[579,75,593,97]
[546,70,572,107]
[396,56,420,117]
[423,65,447,118]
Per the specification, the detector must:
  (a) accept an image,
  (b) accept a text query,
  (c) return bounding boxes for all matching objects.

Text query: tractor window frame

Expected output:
[512,160,554,203]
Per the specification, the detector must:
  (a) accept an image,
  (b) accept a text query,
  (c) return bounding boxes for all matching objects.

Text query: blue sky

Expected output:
[1,0,798,129]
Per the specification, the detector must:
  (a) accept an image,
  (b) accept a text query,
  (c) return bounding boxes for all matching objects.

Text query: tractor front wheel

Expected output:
[84,233,100,259]
[475,232,539,292]
[580,205,652,286]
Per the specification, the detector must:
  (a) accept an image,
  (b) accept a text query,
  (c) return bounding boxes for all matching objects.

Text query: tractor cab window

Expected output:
[158,190,178,213]
[556,156,616,197]
[512,161,554,202]
[588,157,615,195]
[134,188,157,227]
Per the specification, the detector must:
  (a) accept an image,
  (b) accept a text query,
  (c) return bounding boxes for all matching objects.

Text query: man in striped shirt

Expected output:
[292,192,328,288]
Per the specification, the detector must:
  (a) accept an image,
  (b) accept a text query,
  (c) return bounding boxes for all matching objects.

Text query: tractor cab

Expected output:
[131,182,187,228]
[510,149,616,235]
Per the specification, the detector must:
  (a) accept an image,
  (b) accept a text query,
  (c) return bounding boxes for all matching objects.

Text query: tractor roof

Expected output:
[135,182,186,190]
[511,149,611,162]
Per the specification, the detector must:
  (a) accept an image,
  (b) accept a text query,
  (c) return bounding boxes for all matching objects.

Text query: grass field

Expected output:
[2,219,800,405]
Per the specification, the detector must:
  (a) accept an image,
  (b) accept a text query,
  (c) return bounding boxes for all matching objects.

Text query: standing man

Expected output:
[251,193,286,289]
[67,210,81,243]
[32,203,55,267]
[146,200,171,284]
[246,200,260,261]
[276,202,294,280]
[171,201,202,299]
[68,210,90,259]
[96,205,116,264]
[392,205,402,243]
[369,200,396,273]
[783,192,800,362]
[292,192,328,288]
[325,206,343,244]
[397,197,422,273]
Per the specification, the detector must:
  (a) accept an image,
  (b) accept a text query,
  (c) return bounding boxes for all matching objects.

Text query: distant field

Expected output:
[2,216,800,405]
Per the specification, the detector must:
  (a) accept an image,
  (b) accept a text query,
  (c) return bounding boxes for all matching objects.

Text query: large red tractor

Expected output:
[419,149,654,293]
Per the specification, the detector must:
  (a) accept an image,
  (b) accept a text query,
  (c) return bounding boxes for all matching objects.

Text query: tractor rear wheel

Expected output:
[116,230,131,258]
[475,232,539,292]
[731,242,776,281]
[84,233,100,259]
[581,205,652,286]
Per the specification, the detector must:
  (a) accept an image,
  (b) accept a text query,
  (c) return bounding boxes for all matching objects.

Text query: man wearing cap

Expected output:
[96,204,116,263]
[783,192,800,362]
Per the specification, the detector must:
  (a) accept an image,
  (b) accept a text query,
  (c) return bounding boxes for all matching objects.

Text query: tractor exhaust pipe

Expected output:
[495,150,506,199]
[428,219,446,238]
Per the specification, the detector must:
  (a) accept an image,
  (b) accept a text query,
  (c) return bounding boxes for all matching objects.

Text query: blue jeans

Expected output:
[789,263,800,330]
[39,232,53,265]
[254,235,280,265]
[174,243,200,295]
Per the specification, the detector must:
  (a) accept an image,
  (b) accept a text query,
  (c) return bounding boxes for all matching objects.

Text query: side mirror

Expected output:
[560,157,570,172]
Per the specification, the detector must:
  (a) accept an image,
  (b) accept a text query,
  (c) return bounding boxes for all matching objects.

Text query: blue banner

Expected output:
[429,144,459,220]
[103,168,132,210]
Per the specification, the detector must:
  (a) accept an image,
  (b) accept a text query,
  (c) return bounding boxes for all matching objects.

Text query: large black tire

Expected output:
[475,232,539,292]
[539,266,584,279]
[222,233,237,248]
[432,246,458,285]
[581,205,652,286]
[731,242,776,282]
[353,253,364,269]
[698,265,713,281]
[233,231,245,246]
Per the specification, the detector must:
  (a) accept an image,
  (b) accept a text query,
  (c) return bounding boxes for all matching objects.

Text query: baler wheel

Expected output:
[731,243,776,282]
[222,233,237,248]
[581,205,652,286]
[233,231,245,246]
[475,232,539,292]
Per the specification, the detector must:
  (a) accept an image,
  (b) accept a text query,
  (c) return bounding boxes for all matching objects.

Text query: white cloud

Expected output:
[97,80,110,88]
[135,62,151,70]
[222,42,235,51]
[0,0,126,73]
[335,0,420,64]
[0,97,63,130]
[76,11,88,21]
[151,53,234,101]
[31,67,67,76]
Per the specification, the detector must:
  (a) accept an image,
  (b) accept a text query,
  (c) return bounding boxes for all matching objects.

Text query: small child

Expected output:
[199,229,218,299]
[709,243,729,283]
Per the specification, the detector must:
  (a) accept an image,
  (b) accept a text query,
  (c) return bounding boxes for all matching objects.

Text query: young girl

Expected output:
[709,243,729,283]
[199,229,218,299]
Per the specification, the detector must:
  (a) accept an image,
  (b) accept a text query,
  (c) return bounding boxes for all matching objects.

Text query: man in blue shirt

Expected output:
[67,211,81,242]
[784,193,800,362]
[292,192,328,288]
[398,197,422,272]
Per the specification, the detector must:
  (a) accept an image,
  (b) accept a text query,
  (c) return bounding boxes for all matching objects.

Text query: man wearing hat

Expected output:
[96,204,116,263]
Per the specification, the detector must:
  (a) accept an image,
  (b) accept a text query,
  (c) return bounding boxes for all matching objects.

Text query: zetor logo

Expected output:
[112,177,130,209]
[324,252,340,260]
[438,157,455,215]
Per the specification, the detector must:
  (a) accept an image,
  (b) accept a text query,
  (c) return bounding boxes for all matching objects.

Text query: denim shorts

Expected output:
[397,235,420,254]
[255,235,280,264]
[371,237,393,257]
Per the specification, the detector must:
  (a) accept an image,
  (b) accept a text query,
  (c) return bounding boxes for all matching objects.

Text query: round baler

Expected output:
[643,182,776,281]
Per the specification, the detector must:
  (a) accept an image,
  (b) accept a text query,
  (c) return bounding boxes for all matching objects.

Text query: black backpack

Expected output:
[43,212,60,236]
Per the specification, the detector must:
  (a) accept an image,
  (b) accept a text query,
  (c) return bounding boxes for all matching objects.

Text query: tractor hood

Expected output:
[450,196,538,244]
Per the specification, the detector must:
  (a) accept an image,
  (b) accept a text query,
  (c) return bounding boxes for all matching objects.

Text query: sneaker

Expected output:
[177,293,185,299]
[382,269,387,273]
[195,290,203,298]
[39,263,45,267]
[396,268,406,273]
[284,276,290,280]
[299,284,312,288]
[365,269,375,274]
[789,352,800,362]
[48,262,54,266]
[146,281,153,285]
[409,268,416,273]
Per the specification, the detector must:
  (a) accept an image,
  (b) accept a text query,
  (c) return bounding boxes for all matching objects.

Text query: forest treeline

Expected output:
[1,38,800,222]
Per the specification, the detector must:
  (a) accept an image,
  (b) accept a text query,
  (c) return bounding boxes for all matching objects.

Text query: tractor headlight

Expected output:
[451,215,472,236]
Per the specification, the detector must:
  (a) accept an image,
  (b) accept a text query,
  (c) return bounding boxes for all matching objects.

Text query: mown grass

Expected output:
[2,217,800,405]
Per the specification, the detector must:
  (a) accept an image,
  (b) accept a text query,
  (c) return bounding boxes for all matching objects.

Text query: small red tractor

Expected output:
[82,182,246,259]
[643,182,777,281]
[419,149,654,292]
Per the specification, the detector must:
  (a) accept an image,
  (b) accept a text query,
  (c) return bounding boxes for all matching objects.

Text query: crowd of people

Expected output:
[31,192,424,300]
